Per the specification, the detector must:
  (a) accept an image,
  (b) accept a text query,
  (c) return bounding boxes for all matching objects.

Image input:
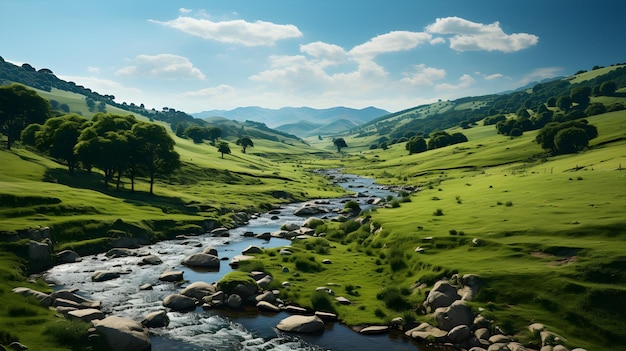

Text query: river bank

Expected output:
[43,170,421,350]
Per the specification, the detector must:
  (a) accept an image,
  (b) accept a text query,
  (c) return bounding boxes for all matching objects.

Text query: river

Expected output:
[45,170,420,351]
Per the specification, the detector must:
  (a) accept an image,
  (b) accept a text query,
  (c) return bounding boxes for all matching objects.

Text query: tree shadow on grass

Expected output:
[43,168,198,216]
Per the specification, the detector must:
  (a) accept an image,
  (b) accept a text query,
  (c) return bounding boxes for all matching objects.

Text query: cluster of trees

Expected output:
[0,84,52,150]
[494,82,623,138]
[535,120,598,155]
[405,131,468,155]
[176,124,222,144]
[21,113,180,194]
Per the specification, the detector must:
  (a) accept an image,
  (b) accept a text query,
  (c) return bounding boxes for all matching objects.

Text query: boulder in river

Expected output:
[181,253,220,268]
[242,245,263,255]
[142,310,170,328]
[56,250,81,263]
[92,271,121,282]
[276,315,325,333]
[162,294,196,312]
[159,270,184,282]
[180,282,217,301]
[294,205,327,216]
[67,308,105,323]
[140,255,162,266]
[93,316,151,351]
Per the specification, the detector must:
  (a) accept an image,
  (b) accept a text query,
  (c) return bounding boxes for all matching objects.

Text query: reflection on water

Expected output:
[45,170,419,350]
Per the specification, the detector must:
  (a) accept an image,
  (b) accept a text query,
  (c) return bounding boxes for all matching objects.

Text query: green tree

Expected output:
[556,96,571,112]
[132,122,180,195]
[207,127,222,144]
[184,125,209,143]
[406,136,427,155]
[333,137,347,152]
[236,136,254,153]
[37,114,88,174]
[0,84,51,150]
[599,81,617,96]
[585,103,607,116]
[555,127,589,154]
[217,141,231,158]
[570,86,592,107]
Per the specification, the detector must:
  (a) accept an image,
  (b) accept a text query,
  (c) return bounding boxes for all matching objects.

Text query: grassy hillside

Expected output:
[250,108,626,351]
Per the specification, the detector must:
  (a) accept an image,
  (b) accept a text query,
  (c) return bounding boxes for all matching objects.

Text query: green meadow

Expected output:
[247,109,626,351]
[1,70,626,349]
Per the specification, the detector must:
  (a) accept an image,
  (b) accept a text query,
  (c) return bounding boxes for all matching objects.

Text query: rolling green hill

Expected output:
[1,59,626,350]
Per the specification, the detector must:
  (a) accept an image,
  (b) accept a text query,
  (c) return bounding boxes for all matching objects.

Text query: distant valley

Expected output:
[192,106,389,137]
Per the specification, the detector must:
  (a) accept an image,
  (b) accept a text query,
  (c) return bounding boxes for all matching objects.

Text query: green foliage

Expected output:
[0,83,52,150]
[376,287,412,311]
[217,271,256,294]
[44,319,92,350]
[293,254,324,273]
[310,291,337,313]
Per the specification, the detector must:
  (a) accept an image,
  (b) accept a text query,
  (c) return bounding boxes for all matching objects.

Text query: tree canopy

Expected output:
[333,138,348,152]
[217,141,231,158]
[0,84,51,149]
[236,136,254,153]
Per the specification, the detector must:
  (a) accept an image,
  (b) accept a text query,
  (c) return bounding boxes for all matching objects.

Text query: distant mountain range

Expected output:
[192,106,389,137]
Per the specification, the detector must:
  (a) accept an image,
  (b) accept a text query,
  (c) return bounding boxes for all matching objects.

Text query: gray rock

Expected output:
[180,282,216,301]
[276,315,325,333]
[294,205,327,216]
[405,322,448,342]
[105,248,133,258]
[56,250,81,263]
[256,275,273,289]
[162,294,196,312]
[142,310,169,328]
[242,245,263,255]
[425,280,461,310]
[229,255,255,268]
[255,291,276,303]
[8,342,28,351]
[68,308,105,323]
[434,300,474,331]
[360,325,389,335]
[489,334,512,344]
[139,284,153,291]
[335,296,351,305]
[51,290,100,309]
[159,270,184,282]
[488,343,511,351]
[91,271,120,282]
[475,327,491,340]
[448,324,471,344]
[93,316,151,351]
[202,247,218,256]
[256,301,281,312]
[227,294,242,308]
[140,255,162,265]
[182,253,220,268]
[12,287,51,307]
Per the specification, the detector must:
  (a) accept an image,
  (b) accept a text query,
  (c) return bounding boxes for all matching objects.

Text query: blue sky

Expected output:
[1,0,625,113]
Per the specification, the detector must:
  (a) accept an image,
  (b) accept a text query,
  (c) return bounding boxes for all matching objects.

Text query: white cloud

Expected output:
[349,31,432,60]
[87,66,100,74]
[426,16,538,52]
[401,64,446,86]
[300,41,347,67]
[436,74,476,91]
[484,73,504,80]
[116,54,206,80]
[150,16,302,46]
[57,75,143,102]
[519,66,563,84]
[182,84,236,97]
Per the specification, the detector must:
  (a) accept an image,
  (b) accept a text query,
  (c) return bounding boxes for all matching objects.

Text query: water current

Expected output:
[45,170,420,351]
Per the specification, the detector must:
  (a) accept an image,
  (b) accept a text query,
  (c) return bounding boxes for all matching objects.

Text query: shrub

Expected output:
[44,319,91,350]
[311,291,337,313]
[433,208,444,216]
[374,308,386,318]
[294,255,323,273]
[376,287,412,311]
